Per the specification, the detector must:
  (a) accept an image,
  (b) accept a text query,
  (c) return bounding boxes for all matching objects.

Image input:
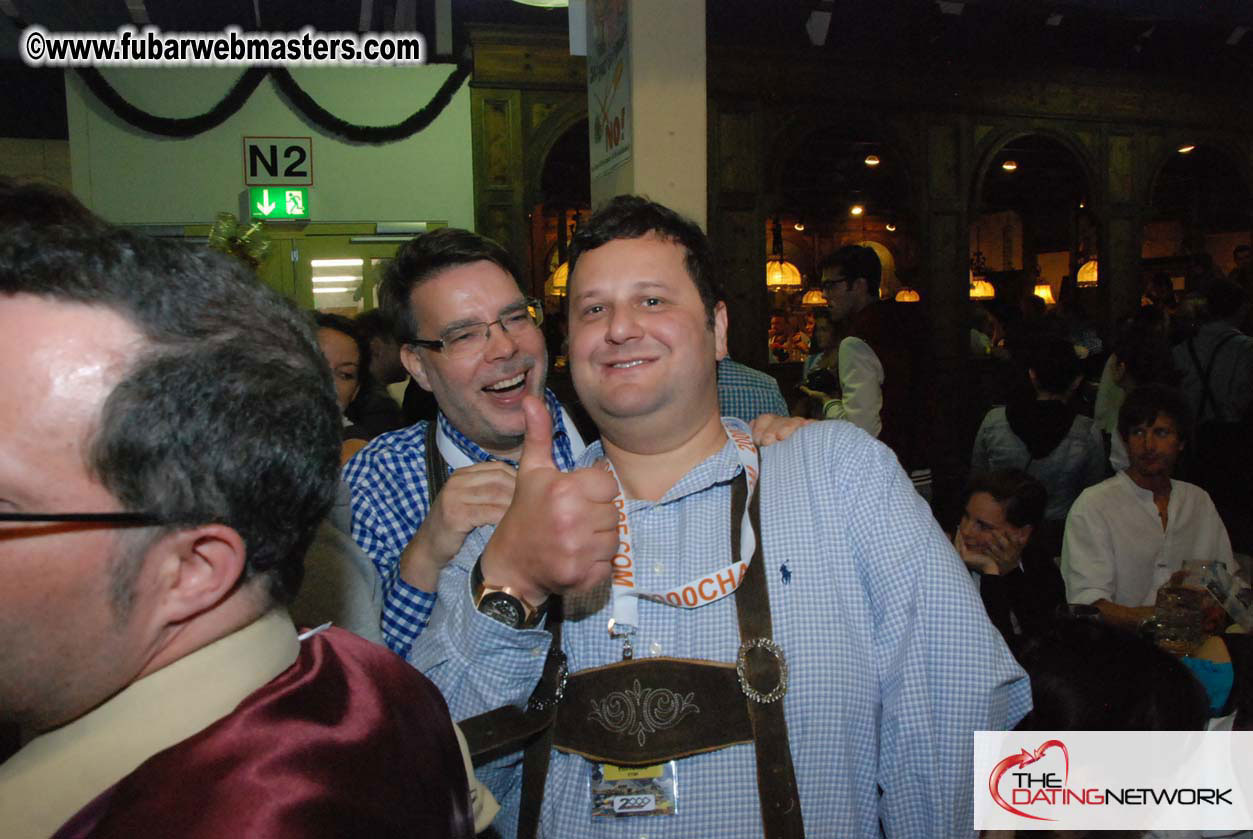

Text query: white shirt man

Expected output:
[1062,385,1236,625]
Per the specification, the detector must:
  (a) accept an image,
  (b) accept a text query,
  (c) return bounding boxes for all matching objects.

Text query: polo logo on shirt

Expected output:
[780,563,792,585]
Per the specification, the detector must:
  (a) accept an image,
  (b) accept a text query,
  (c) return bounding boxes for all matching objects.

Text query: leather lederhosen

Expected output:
[459,471,803,839]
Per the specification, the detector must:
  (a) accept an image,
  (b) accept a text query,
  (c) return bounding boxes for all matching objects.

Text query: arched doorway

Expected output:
[528,119,590,394]
[962,133,1097,476]
[1143,143,1251,300]
[766,126,915,365]
[528,119,590,305]
[969,133,1095,319]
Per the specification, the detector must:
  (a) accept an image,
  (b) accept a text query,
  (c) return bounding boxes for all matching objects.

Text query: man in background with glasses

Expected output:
[0,217,473,838]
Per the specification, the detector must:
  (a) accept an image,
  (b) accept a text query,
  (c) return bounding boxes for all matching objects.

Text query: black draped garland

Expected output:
[73,61,472,143]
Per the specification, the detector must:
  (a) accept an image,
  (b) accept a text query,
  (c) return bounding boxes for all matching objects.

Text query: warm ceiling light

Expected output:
[1177,144,1196,154]
[801,289,827,306]
[766,217,802,288]
[850,205,865,216]
[766,259,803,288]
[1033,283,1057,305]
[1078,201,1085,208]
[1077,259,1098,287]
[969,278,996,300]
[547,262,568,296]
[885,222,897,232]
[894,287,921,303]
[864,155,880,167]
[1001,160,1018,172]
[794,221,806,232]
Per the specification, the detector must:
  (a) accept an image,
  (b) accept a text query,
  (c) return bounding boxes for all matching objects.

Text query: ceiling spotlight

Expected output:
[850,205,865,217]
[794,221,806,232]
[1078,201,1085,209]
[864,155,881,167]
[1001,160,1018,172]
[1177,144,1196,154]
[885,222,897,232]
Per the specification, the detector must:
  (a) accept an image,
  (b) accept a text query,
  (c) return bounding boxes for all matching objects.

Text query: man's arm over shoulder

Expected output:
[819,428,1029,837]
[824,336,884,437]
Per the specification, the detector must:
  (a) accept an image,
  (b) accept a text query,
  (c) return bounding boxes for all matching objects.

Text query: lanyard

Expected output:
[605,422,760,658]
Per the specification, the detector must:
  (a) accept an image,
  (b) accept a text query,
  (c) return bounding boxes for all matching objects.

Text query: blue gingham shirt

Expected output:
[716,357,789,423]
[411,419,1032,838]
[343,389,579,656]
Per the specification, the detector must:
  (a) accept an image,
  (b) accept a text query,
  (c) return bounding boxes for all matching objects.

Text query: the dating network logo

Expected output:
[988,739,1070,821]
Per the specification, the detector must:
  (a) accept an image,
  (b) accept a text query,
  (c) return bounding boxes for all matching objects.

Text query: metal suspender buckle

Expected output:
[736,637,789,704]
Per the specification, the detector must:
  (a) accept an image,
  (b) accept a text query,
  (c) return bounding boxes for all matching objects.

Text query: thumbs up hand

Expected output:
[479,394,621,607]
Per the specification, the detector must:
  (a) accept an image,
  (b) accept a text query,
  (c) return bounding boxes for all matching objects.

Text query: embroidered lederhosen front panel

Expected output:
[553,657,753,766]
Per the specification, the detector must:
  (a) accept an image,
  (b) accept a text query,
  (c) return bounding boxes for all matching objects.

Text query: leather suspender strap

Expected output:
[731,474,806,839]
[461,469,804,839]
[516,600,562,839]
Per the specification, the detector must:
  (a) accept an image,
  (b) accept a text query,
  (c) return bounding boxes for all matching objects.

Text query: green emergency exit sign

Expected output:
[248,187,309,221]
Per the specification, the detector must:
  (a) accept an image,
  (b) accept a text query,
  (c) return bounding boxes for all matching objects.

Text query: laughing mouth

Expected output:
[609,359,649,369]
[482,372,526,393]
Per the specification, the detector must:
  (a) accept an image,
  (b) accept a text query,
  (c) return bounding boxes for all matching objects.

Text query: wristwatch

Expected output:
[471,555,547,629]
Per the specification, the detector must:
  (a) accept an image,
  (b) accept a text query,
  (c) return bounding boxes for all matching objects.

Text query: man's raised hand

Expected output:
[399,459,517,591]
[479,394,620,607]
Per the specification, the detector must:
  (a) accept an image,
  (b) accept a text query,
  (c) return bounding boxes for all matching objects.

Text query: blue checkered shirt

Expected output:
[342,389,579,657]
[716,357,789,423]
[411,419,1031,838]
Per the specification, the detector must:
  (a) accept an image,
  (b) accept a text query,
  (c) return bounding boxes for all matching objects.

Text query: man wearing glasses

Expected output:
[0,222,473,838]
[343,228,585,658]
[343,229,803,658]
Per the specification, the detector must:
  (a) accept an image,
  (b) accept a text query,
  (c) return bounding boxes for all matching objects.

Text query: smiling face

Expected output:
[401,260,547,458]
[0,295,159,732]
[567,234,727,448]
[1124,411,1184,487]
[959,491,1030,555]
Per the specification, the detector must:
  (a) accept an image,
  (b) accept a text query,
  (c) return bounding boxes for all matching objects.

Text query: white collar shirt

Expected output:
[1061,471,1235,607]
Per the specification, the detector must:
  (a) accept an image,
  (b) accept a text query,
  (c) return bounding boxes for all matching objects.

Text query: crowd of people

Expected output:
[2,175,1251,838]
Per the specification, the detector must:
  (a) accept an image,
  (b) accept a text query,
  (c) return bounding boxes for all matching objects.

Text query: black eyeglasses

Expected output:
[0,512,162,525]
[409,299,544,359]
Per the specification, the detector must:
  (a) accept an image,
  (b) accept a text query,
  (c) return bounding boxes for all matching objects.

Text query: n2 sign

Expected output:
[243,137,313,186]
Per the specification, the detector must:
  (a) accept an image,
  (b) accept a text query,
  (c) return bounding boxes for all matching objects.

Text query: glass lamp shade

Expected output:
[546,261,568,297]
[766,258,803,288]
[1077,259,1098,287]
[801,288,827,306]
[894,287,921,303]
[1033,283,1057,305]
[969,278,996,300]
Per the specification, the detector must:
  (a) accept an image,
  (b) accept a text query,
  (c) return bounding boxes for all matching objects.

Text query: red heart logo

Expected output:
[988,740,1069,821]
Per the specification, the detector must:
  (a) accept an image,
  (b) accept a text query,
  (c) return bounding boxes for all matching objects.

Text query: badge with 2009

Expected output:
[590,761,678,819]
